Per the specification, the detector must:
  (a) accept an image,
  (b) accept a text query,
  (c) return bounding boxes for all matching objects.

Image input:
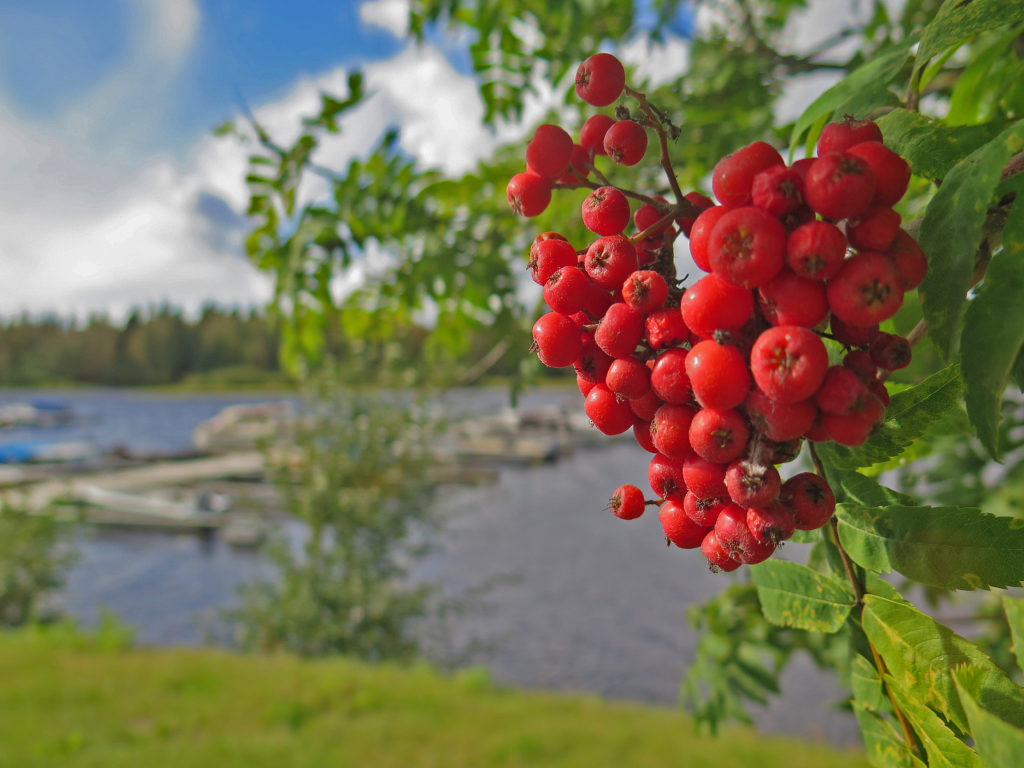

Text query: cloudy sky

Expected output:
[0,0,866,320]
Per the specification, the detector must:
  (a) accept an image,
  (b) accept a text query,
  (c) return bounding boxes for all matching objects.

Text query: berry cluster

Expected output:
[508,53,924,572]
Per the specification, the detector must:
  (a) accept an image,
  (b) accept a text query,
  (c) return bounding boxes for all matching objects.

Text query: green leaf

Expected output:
[852,707,928,768]
[862,595,1024,733]
[886,680,981,768]
[750,560,855,633]
[920,121,1024,359]
[789,40,914,155]
[835,471,917,507]
[1004,597,1024,679]
[947,26,1024,126]
[914,0,1024,80]
[961,195,1024,458]
[851,653,888,712]
[817,366,962,470]
[953,666,1024,768]
[876,109,1005,181]
[836,503,1024,590]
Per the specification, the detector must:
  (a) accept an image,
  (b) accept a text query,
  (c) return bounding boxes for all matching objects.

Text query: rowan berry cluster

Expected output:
[507,53,924,572]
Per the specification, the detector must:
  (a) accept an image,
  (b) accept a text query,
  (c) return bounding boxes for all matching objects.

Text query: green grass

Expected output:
[0,629,868,768]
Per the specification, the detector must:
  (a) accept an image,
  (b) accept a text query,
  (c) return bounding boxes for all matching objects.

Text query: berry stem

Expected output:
[623,85,686,205]
[555,172,666,209]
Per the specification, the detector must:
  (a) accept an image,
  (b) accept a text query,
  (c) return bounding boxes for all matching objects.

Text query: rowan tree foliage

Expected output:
[230,1,1024,763]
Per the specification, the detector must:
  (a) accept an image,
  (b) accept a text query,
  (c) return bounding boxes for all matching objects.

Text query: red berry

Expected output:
[786,220,847,281]
[843,349,878,380]
[746,502,796,546]
[815,365,870,415]
[688,408,749,464]
[634,419,658,452]
[886,229,928,290]
[816,118,883,156]
[714,503,775,564]
[507,171,552,217]
[609,484,645,520]
[744,388,817,441]
[830,315,880,348]
[629,388,663,422]
[712,141,785,208]
[827,251,903,326]
[574,333,613,382]
[529,237,578,284]
[651,403,697,460]
[676,192,714,237]
[869,332,912,371]
[847,141,911,207]
[725,460,781,508]
[680,273,754,339]
[701,530,742,572]
[526,124,574,179]
[661,499,710,548]
[580,114,615,156]
[758,268,829,328]
[646,309,689,350]
[847,206,901,251]
[582,186,631,236]
[622,270,668,313]
[650,348,692,405]
[688,206,730,273]
[575,53,626,107]
[595,302,644,358]
[781,473,836,530]
[532,312,582,367]
[604,120,648,166]
[585,235,639,289]
[577,373,597,396]
[683,455,728,499]
[686,340,751,410]
[749,326,829,403]
[803,153,876,221]
[649,453,686,498]
[584,383,635,435]
[751,165,803,217]
[708,206,787,288]
[557,143,594,184]
[821,396,884,446]
[684,492,728,527]
[606,356,652,400]
[543,266,589,313]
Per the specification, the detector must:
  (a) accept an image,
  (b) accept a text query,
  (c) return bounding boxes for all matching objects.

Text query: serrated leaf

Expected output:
[862,595,1024,733]
[946,26,1024,126]
[920,121,1024,358]
[836,503,1024,590]
[789,40,914,155]
[852,653,888,712]
[961,195,1024,459]
[853,707,928,768]
[1004,597,1024,680]
[835,471,917,507]
[751,560,855,633]
[953,666,1024,768]
[914,0,1024,80]
[876,109,1004,180]
[886,680,981,768]
[817,366,962,470]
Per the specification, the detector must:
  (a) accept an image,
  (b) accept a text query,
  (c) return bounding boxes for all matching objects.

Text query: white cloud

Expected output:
[359,0,410,38]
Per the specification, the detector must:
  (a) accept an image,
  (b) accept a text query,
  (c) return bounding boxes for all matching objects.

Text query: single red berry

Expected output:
[712,141,785,208]
[686,340,751,410]
[574,333,613,382]
[532,312,582,367]
[758,268,829,328]
[652,403,697,459]
[575,53,626,106]
[595,302,644,358]
[843,349,878,380]
[634,199,671,235]
[725,460,781,508]
[815,365,871,415]
[583,279,616,319]
[649,453,687,498]
[749,326,829,403]
[585,235,639,289]
[701,529,742,572]
[816,118,883,156]
[827,251,903,327]
[543,266,589,313]
[526,124,574,179]
[634,419,658,452]
[577,373,597,396]
[557,143,594,184]
[683,455,728,499]
[606,356,652,400]
[830,315,880,348]
[821,396,885,446]
[689,408,750,464]
[744,387,818,441]
[847,141,911,207]
[786,220,847,281]
[847,206,901,251]
[886,229,928,290]
[867,377,891,407]
[751,164,803,217]
[804,413,830,442]
[766,438,802,464]
[688,206,730,273]
[629,389,664,422]
[650,348,692,404]
[746,502,796,546]
[529,237,577,284]
[646,309,689,350]
[714,503,775,565]
[803,153,876,221]
[869,332,912,371]
[708,206,787,288]
[609,484,645,520]
[604,120,648,166]
[684,492,728,527]
[584,383,636,435]
[661,499,710,548]
[781,472,836,530]
[582,186,631,236]
[622,270,668,313]
[680,273,754,339]
[507,171,552,217]
[580,114,615,156]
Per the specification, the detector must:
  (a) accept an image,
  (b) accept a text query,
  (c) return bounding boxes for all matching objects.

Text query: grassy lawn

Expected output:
[0,629,867,768]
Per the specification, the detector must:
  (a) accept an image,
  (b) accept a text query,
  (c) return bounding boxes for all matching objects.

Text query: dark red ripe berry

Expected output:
[712,141,785,208]
[749,326,829,404]
[660,500,710,548]
[847,206,901,251]
[781,473,836,530]
[629,389,664,422]
[604,120,648,166]
[786,220,847,281]
[676,191,714,237]
[584,383,636,435]
[688,206,730,273]
[815,365,870,415]
[583,280,616,319]
[887,229,928,290]
[689,408,749,464]
[526,124,574,179]
[543,266,589,313]
[558,143,594,184]
[652,403,698,459]
[532,312,582,368]
[708,206,787,288]
[595,302,644,358]
[714,503,775,565]
[575,53,626,107]
[821,396,884,446]
[869,332,912,371]
[634,419,658,452]
[847,141,911,207]
[827,251,903,327]
[574,334,613,383]
[803,152,877,221]
[758,268,828,328]
[816,118,883,156]
[606,356,652,400]
[649,453,687,498]
[680,274,754,339]
[507,171,552,217]
[701,530,742,572]
[751,165,803,217]
[686,340,751,410]
[634,199,670,234]
[609,484,645,520]
[650,348,692,404]
[582,186,631,236]
[684,492,728,527]
[580,114,615,156]
[530,237,577,284]
[577,373,597,396]
[646,309,689,350]
[622,270,668,313]
[747,502,796,546]
[725,460,781,508]
[745,388,817,441]
[585,235,639,289]
[843,349,878,380]
[683,455,728,499]
[830,315,880,348]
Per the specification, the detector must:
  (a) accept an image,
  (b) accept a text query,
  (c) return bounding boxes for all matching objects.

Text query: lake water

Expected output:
[2,388,858,745]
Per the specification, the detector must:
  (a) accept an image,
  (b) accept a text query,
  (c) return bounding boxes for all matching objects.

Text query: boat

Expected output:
[0,398,77,428]
[0,439,97,464]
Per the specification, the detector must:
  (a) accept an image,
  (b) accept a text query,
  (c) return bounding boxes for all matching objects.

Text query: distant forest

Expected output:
[0,304,532,387]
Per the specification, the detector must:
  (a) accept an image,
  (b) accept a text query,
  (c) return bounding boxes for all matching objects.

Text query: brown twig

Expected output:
[624,84,685,205]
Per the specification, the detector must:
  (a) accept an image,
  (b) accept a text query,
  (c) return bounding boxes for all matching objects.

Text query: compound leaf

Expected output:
[751,560,855,633]
[877,109,1005,180]
[953,666,1024,768]
[887,680,981,768]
